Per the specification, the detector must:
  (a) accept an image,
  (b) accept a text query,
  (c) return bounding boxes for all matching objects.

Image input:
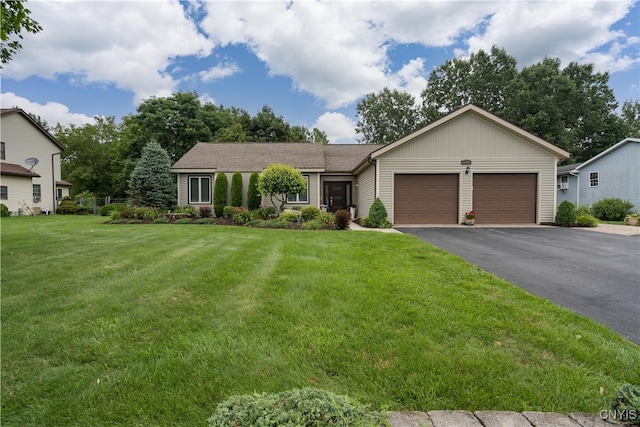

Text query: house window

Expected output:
[1,142,5,160]
[1,186,7,200]
[589,172,599,187]
[57,189,63,201]
[189,176,211,204]
[33,184,41,203]
[287,175,309,203]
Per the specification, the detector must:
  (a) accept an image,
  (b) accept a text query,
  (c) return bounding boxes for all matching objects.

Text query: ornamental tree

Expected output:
[128,141,176,210]
[257,163,306,214]
[247,172,262,210]
[231,172,243,207]
[213,172,228,217]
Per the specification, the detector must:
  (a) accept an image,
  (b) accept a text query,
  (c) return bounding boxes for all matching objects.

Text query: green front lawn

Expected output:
[2,216,638,426]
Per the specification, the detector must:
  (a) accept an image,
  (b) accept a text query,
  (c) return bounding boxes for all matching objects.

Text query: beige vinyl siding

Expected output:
[1,175,33,215]
[356,164,375,217]
[376,113,559,224]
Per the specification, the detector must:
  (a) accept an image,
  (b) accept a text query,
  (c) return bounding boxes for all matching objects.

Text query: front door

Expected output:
[324,182,351,212]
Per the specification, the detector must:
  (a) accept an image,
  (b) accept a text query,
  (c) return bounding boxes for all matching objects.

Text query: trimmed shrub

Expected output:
[75,205,93,215]
[198,206,212,218]
[100,204,127,216]
[247,172,262,211]
[555,200,577,226]
[0,203,10,217]
[333,209,351,230]
[213,172,228,217]
[359,216,372,227]
[278,210,301,223]
[575,204,592,216]
[232,210,252,225]
[223,206,239,219]
[609,383,640,424]
[57,197,76,214]
[302,219,330,230]
[301,206,322,222]
[592,198,634,221]
[575,214,598,227]
[231,172,243,207]
[153,217,169,224]
[135,207,160,220]
[251,206,276,220]
[194,218,215,224]
[208,388,385,427]
[318,212,334,225]
[175,205,198,217]
[368,197,388,227]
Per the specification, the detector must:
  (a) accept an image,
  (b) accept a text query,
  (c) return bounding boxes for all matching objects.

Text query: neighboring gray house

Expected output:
[557,138,640,210]
[172,104,570,225]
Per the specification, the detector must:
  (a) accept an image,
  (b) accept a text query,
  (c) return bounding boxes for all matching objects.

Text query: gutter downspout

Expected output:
[569,169,579,206]
[368,156,377,199]
[52,152,61,212]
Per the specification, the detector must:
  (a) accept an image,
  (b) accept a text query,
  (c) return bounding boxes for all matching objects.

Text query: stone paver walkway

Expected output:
[387,410,616,427]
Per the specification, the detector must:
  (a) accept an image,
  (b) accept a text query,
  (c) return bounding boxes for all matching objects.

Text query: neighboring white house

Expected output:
[0,108,72,215]
[557,138,640,211]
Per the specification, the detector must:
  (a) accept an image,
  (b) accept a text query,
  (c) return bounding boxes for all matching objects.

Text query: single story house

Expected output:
[1,108,72,215]
[557,137,639,210]
[172,104,570,225]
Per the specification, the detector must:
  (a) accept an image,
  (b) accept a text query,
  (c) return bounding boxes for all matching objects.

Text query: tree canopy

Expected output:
[127,141,176,209]
[356,88,422,144]
[257,163,306,214]
[1,0,42,66]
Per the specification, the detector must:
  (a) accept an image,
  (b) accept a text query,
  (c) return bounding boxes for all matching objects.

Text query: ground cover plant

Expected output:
[2,216,639,426]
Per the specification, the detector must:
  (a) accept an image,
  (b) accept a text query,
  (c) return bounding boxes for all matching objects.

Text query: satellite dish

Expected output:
[25,157,39,171]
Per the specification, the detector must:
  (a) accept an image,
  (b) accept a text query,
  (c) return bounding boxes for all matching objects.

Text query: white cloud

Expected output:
[1,92,95,128]
[313,112,357,145]
[199,61,241,82]
[3,0,214,104]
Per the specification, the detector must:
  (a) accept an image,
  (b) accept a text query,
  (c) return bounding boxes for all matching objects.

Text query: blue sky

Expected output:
[2,0,639,144]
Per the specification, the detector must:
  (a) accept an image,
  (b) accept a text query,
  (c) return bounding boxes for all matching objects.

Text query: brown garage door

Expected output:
[394,174,458,224]
[473,173,537,223]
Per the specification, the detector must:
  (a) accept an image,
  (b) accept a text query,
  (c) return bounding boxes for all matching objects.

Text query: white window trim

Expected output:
[188,175,211,204]
[33,184,41,203]
[589,171,599,188]
[1,185,7,200]
[287,175,309,204]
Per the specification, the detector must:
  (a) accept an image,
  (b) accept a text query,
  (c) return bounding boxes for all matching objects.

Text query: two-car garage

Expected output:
[393,173,538,225]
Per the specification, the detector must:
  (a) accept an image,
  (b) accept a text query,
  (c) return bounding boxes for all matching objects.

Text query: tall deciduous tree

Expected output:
[128,141,176,209]
[1,0,42,66]
[356,88,422,144]
[56,116,120,198]
[257,163,306,214]
[620,100,640,138]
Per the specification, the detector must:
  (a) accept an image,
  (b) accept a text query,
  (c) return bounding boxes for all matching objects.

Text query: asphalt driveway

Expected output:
[398,226,640,344]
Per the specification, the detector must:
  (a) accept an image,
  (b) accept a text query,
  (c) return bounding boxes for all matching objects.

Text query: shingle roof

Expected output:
[0,162,41,177]
[171,142,384,173]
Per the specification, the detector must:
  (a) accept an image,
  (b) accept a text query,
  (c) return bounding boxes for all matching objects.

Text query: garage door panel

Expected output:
[473,174,536,223]
[394,174,458,224]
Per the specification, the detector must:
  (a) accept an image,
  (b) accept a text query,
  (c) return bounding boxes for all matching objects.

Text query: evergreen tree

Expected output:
[128,141,175,209]
[213,172,228,217]
[247,172,262,210]
[231,172,243,207]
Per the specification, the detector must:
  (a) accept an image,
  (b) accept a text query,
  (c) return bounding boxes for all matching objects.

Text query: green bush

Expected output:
[153,217,169,224]
[0,203,10,217]
[251,206,276,220]
[609,383,640,424]
[75,205,93,215]
[194,218,215,225]
[57,197,76,215]
[359,216,372,227]
[302,219,331,230]
[301,206,322,221]
[334,209,351,230]
[174,205,198,217]
[247,172,262,211]
[223,206,239,219]
[255,219,292,229]
[100,204,127,216]
[278,210,301,223]
[174,218,192,224]
[368,198,388,227]
[213,172,228,217]
[135,207,160,220]
[208,388,385,427]
[198,206,212,218]
[231,172,243,207]
[232,210,251,225]
[555,200,577,226]
[318,212,334,225]
[575,204,592,216]
[592,198,634,221]
[575,214,598,227]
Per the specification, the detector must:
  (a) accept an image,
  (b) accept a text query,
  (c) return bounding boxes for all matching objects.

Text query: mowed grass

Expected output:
[1,216,638,426]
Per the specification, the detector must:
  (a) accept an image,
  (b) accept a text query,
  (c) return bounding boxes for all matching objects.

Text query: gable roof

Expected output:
[568,138,640,172]
[0,162,41,178]
[171,142,384,173]
[370,104,570,160]
[1,108,66,151]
